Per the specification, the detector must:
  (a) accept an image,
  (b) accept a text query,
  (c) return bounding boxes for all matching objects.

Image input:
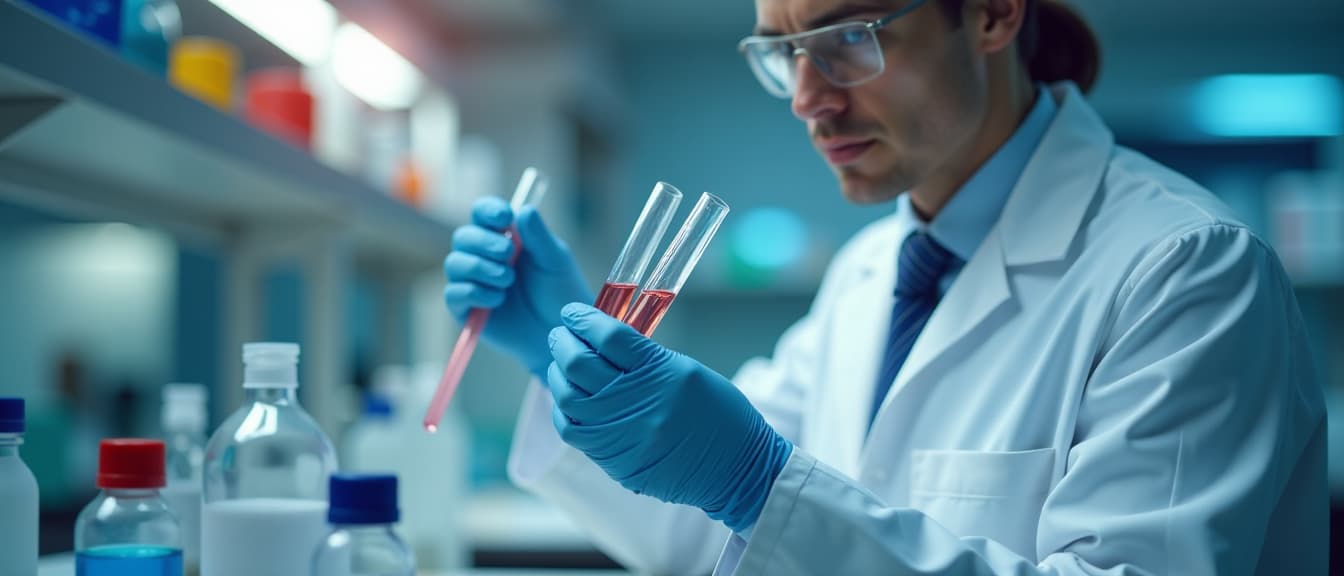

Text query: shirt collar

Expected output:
[919,85,1058,261]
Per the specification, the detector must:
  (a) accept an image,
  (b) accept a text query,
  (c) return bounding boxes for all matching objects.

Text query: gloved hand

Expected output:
[545,303,793,533]
[444,197,593,377]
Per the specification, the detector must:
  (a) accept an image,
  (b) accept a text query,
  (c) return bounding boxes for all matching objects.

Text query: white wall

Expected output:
[0,223,175,414]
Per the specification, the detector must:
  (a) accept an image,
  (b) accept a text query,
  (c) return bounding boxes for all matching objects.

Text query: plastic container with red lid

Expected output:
[246,68,315,150]
[75,439,183,575]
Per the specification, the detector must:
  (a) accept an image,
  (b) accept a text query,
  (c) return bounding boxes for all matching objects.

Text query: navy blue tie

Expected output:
[868,231,959,427]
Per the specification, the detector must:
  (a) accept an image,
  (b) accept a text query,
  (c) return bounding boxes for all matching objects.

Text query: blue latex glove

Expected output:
[444,198,593,377]
[545,303,793,532]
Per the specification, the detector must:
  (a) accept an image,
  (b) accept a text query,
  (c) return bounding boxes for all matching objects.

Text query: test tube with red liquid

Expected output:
[623,192,730,336]
[593,182,683,319]
[424,168,548,432]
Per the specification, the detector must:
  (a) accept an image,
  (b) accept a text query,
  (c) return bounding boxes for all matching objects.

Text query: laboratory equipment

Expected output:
[201,343,338,576]
[624,192,730,336]
[160,384,207,576]
[21,0,123,46]
[246,68,315,149]
[346,366,467,570]
[425,167,548,432]
[169,37,239,110]
[311,474,416,576]
[75,439,183,576]
[120,0,179,76]
[0,397,38,576]
[594,182,684,319]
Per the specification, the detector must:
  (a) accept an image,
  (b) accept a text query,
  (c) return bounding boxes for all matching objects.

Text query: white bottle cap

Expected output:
[162,383,208,432]
[242,342,301,389]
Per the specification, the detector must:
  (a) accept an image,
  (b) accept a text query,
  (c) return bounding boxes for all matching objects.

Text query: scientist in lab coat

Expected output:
[442,0,1326,573]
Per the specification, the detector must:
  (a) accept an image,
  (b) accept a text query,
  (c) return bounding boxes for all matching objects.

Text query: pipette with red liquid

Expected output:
[624,192,730,336]
[424,168,548,433]
[593,182,683,319]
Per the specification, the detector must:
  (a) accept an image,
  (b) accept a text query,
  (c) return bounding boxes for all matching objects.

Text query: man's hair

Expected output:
[936,0,1100,93]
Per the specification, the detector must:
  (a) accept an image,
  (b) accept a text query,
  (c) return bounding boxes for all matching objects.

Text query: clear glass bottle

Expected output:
[201,343,338,576]
[161,384,207,576]
[312,474,415,576]
[0,397,38,576]
[75,439,182,576]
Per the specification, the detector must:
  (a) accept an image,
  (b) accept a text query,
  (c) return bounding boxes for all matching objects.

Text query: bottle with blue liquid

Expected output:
[76,439,182,576]
[311,474,415,576]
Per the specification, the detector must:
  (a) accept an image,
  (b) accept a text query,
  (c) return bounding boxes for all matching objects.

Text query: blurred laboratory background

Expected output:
[0,0,1341,571]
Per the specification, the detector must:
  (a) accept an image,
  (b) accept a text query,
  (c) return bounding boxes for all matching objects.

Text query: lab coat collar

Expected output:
[999,82,1114,266]
[862,82,1114,449]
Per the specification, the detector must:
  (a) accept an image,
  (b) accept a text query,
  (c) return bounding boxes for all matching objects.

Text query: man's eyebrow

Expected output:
[752,2,895,36]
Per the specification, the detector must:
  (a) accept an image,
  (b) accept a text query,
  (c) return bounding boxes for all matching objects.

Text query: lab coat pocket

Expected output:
[909,448,1055,559]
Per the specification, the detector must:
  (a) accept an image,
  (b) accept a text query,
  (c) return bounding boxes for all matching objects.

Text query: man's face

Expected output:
[754,0,988,204]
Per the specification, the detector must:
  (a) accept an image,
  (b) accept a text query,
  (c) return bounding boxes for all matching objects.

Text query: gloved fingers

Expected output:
[443,282,505,317]
[515,207,575,273]
[560,303,663,371]
[470,197,514,231]
[548,326,621,395]
[443,251,516,290]
[548,399,623,457]
[545,362,611,425]
[451,225,515,264]
[550,402,578,444]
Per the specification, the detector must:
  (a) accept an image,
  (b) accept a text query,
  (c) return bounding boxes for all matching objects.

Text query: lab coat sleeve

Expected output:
[718,224,1326,575]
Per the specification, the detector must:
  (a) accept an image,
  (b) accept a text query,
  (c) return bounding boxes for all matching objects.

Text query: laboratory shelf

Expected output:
[0,0,456,435]
[0,0,455,267]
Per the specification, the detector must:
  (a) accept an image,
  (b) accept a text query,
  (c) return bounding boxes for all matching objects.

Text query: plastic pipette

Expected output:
[425,168,548,432]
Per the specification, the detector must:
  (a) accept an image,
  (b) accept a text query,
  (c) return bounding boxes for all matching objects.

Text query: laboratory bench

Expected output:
[38,555,629,576]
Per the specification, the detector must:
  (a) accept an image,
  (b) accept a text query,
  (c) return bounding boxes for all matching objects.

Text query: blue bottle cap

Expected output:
[361,393,393,420]
[329,474,399,525]
[0,397,22,434]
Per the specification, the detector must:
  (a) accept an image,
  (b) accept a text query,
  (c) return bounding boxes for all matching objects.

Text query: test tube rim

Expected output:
[510,167,549,212]
[641,192,729,294]
[604,181,685,284]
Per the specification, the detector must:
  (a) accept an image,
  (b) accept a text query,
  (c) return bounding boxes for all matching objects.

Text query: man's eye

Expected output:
[769,42,795,58]
[838,28,868,46]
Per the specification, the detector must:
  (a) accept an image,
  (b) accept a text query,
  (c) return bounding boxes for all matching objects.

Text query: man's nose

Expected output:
[791,53,847,122]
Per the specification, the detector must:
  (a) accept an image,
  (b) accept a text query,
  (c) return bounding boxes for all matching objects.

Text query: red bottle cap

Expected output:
[245,67,314,149]
[97,439,166,489]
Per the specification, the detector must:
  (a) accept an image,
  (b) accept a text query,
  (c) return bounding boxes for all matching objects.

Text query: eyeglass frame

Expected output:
[736,0,932,98]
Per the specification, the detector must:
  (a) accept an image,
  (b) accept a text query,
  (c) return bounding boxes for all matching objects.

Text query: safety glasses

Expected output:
[737,0,930,99]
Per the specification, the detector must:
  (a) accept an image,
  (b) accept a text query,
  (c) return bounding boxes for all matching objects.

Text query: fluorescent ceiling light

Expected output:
[332,23,425,110]
[1192,74,1342,138]
[206,0,337,66]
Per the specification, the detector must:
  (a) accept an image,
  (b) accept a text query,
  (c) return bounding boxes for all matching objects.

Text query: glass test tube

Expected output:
[425,167,549,432]
[593,182,684,319]
[623,192,730,336]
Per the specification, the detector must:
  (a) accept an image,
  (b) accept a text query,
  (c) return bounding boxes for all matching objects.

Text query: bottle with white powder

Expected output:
[200,343,338,576]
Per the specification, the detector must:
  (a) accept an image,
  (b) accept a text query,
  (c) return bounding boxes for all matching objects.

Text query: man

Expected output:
[443,0,1326,573]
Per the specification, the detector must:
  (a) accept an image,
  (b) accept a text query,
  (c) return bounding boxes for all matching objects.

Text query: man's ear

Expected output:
[971,0,1029,54]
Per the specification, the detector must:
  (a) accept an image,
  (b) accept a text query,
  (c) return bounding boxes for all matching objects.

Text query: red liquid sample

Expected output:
[623,289,676,336]
[593,282,639,319]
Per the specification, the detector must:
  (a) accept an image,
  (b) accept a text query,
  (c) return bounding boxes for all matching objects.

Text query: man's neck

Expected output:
[909,71,1037,222]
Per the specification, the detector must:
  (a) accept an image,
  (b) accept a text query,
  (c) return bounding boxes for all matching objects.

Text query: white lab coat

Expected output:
[508,82,1327,575]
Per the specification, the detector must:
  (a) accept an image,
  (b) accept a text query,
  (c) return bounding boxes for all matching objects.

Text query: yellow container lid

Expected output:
[169,37,241,110]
